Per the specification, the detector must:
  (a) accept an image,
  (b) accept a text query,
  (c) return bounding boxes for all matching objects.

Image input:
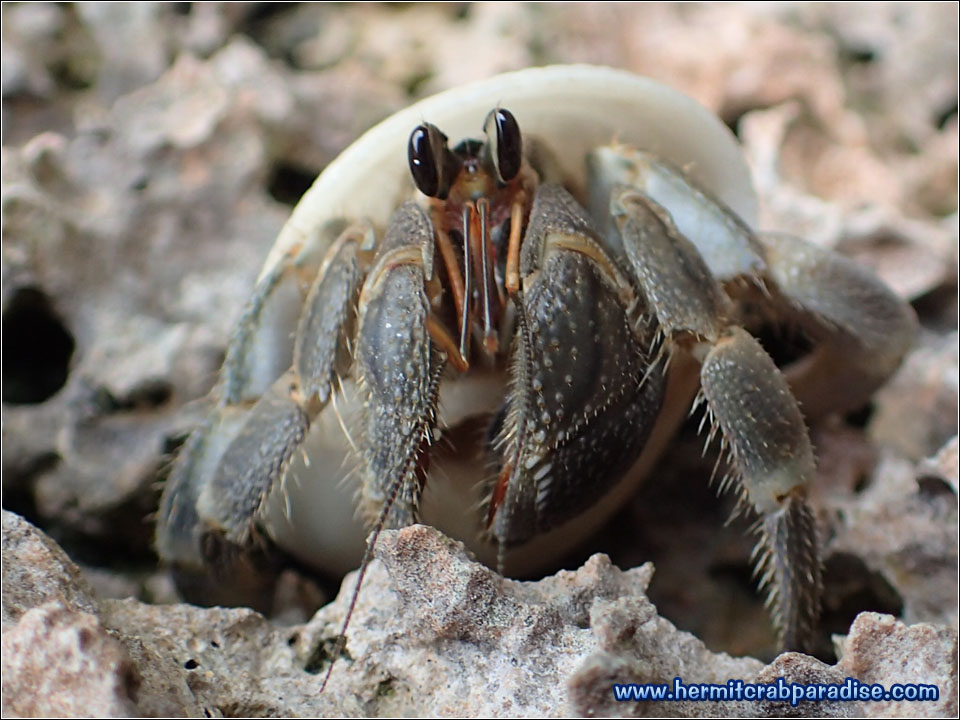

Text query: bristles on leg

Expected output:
[750,491,823,653]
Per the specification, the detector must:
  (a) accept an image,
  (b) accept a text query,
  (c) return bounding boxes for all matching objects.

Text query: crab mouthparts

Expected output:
[460,198,501,357]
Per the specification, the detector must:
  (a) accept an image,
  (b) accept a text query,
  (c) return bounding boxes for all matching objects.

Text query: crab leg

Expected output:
[292,224,369,409]
[157,241,318,576]
[220,242,321,406]
[212,225,369,536]
[608,185,822,653]
[156,223,370,605]
[312,201,449,689]
[757,232,918,419]
[699,327,821,652]
[587,146,767,282]
[355,201,446,528]
[589,145,917,420]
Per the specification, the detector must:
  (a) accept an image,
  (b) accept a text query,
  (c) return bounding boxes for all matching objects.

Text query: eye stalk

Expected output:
[408,122,461,199]
[483,108,522,185]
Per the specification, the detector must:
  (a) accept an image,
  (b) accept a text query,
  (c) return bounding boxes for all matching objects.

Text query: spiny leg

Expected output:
[219,224,369,539]
[157,241,317,601]
[355,201,446,527]
[699,327,821,652]
[220,227,343,406]
[323,201,445,691]
[156,222,369,606]
[758,232,918,419]
[609,185,821,653]
[156,409,286,610]
[589,143,917,420]
[197,374,309,547]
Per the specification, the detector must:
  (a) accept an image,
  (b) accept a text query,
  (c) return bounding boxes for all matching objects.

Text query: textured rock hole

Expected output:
[125,668,143,705]
[76,626,94,650]
[1,287,75,405]
[720,105,753,139]
[90,380,174,415]
[403,70,435,97]
[719,101,774,139]
[241,3,299,27]
[122,379,174,410]
[49,58,95,90]
[845,402,875,429]
[267,161,317,207]
[162,431,190,457]
[820,551,904,661]
[236,4,309,67]
[852,471,871,494]
[303,636,348,675]
[839,44,878,65]
[184,658,199,670]
[46,11,101,90]
[1,451,60,523]
[376,678,397,699]
[911,282,959,329]
[917,474,957,499]
[934,99,958,130]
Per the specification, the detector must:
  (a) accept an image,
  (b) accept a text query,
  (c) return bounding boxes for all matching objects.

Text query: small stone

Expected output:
[837,613,959,718]
[1,603,140,718]
[1,510,98,628]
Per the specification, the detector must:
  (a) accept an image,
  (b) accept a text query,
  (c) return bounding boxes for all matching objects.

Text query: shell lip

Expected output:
[265,64,757,276]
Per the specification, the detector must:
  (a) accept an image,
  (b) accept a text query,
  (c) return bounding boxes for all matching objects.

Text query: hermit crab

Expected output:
[156,66,916,658]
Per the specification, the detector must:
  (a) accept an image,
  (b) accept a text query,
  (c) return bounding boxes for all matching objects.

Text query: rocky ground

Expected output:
[2,3,957,718]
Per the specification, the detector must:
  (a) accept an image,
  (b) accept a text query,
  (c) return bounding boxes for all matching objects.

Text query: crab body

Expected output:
[156,66,917,654]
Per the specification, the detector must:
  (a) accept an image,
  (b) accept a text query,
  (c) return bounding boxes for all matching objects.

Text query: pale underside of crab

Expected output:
[155,66,917,654]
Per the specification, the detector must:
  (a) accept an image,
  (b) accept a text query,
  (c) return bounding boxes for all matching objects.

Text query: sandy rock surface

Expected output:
[4,514,957,718]
[3,3,957,717]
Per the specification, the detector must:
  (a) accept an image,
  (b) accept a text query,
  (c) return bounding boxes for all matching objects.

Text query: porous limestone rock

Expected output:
[3,514,957,717]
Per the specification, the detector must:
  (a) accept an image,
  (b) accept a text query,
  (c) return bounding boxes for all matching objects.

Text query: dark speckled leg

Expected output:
[609,186,822,653]
[355,202,445,529]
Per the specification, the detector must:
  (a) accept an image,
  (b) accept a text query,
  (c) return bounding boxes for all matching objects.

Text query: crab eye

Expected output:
[408,123,448,197]
[483,108,522,184]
